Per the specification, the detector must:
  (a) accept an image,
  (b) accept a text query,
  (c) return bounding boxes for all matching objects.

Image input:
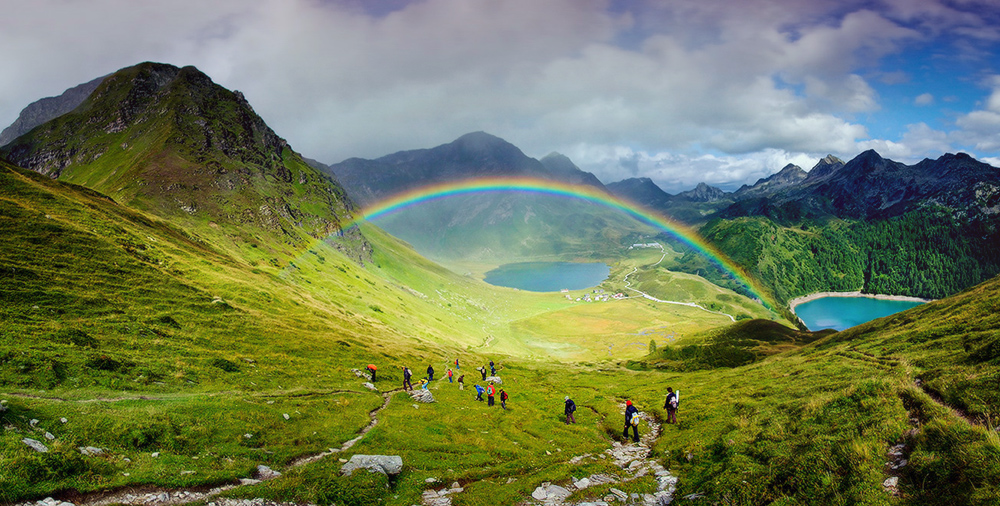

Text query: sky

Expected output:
[1,0,999,193]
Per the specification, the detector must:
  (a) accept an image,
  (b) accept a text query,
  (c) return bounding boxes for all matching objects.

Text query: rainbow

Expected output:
[332,177,775,309]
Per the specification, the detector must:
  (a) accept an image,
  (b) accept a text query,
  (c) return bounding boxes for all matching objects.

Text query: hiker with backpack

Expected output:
[402,366,413,391]
[623,400,639,443]
[447,369,454,383]
[474,384,485,401]
[487,382,496,407]
[664,387,678,424]
[458,374,465,390]
[564,396,577,424]
[427,364,434,382]
[366,364,377,382]
[500,388,508,409]
[479,366,488,381]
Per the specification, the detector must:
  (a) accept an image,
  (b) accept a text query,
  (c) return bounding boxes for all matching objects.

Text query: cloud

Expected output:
[915,93,935,105]
[0,0,996,192]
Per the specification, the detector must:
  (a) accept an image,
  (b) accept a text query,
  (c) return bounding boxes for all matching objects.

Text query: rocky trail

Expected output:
[12,381,679,506]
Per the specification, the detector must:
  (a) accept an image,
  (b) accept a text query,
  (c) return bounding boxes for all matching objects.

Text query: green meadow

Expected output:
[3,158,1000,506]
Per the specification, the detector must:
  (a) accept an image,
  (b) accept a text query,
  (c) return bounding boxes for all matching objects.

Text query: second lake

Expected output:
[483,262,610,292]
[794,295,925,331]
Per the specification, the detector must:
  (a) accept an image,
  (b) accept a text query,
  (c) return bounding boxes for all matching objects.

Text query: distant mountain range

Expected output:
[321,131,651,262]
[323,131,606,207]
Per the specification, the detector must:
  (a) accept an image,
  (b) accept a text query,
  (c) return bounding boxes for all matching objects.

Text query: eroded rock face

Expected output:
[340,454,403,476]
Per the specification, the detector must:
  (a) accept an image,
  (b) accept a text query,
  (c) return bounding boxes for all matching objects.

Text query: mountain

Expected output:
[325,132,651,262]
[676,182,728,202]
[0,75,106,147]
[706,150,1000,304]
[538,152,606,189]
[606,177,673,209]
[725,150,1000,221]
[0,62,364,263]
[327,131,604,206]
[732,163,808,200]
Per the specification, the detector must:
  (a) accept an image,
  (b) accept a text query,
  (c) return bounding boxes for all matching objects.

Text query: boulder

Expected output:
[22,438,48,453]
[255,465,282,480]
[485,376,502,384]
[340,454,403,476]
[363,382,377,391]
[409,389,435,403]
[531,486,547,500]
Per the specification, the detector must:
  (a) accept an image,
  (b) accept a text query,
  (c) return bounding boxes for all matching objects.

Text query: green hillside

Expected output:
[702,212,1000,304]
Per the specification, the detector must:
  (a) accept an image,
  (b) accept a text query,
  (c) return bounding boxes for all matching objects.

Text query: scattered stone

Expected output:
[485,376,502,384]
[531,487,547,500]
[60,418,67,424]
[44,432,55,440]
[244,433,253,439]
[79,446,103,456]
[22,438,48,453]
[883,476,899,489]
[180,470,195,475]
[239,478,262,486]
[341,454,404,476]
[410,389,435,403]
[151,452,160,458]
[413,404,419,409]
[363,382,377,391]
[574,477,591,489]
[29,419,40,427]
[610,488,628,500]
[255,465,282,480]
[283,413,290,420]
[426,477,439,483]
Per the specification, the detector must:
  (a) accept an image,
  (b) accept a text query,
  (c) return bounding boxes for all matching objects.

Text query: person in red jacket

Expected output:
[500,388,508,410]
[487,382,496,407]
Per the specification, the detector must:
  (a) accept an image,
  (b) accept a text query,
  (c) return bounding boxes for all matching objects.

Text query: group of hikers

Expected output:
[369,359,680,442]
[565,387,679,443]
[387,358,510,409]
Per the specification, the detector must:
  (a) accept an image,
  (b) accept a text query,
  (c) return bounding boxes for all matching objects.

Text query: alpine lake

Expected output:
[794,296,926,331]
[483,261,610,292]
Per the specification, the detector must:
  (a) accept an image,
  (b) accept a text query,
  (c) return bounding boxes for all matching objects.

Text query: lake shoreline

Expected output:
[788,291,933,312]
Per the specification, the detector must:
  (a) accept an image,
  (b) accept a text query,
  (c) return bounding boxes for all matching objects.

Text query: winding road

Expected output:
[621,243,736,322]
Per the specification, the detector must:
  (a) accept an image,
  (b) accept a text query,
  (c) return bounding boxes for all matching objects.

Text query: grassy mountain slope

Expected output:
[0,62,362,265]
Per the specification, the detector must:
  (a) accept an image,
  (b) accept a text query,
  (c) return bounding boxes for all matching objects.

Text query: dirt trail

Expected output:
[16,387,401,506]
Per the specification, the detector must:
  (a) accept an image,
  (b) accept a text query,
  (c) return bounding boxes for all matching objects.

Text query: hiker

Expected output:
[427,364,434,382]
[447,369,454,383]
[455,358,460,370]
[420,378,429,391]
[366,364,377,382]
[664,387,678,424]
[487,382,496,407]
[479,366,488,381]
[402,366,413,391]
[458,374,465,390]
[623,400,639,443]
[564,396,577,424]
[474,384,485,401]
[489,359,496,376]
[500,388,508,410]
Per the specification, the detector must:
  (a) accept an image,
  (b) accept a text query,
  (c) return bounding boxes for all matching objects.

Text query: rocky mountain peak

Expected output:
[0,75,107,147]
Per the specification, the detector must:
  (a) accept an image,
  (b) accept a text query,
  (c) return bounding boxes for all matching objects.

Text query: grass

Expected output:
[3,149,1000,504]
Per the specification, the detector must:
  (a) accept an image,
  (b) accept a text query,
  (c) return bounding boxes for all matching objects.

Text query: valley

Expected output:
[2,61,999,506]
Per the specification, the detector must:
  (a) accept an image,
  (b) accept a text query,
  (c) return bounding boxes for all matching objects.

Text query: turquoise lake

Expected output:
[483,262,610,292]
[794,296,925,331]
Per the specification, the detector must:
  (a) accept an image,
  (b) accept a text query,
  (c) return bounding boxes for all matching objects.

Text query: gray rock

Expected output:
[79,446,104,456]
[60,417,67,423]
[22,438,49,452]
[363,382,377,391]
[883,476,899,488]
[611,488,628,500]
[544,484,571,501]
[44,432,55,440]
[340,454,403,476]
[255,464,282,480]
[409,389,435,403]
[531,486,547,500]
[574,477,591,489]
[29,419,40,427]
[485,376,502,384]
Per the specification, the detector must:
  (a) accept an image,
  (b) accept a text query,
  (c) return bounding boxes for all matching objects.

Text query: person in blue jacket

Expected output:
[474,384,485,402]
[623,400,639,443]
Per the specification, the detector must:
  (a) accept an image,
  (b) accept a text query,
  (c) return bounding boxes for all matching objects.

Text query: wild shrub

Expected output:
[211,358,240,372]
